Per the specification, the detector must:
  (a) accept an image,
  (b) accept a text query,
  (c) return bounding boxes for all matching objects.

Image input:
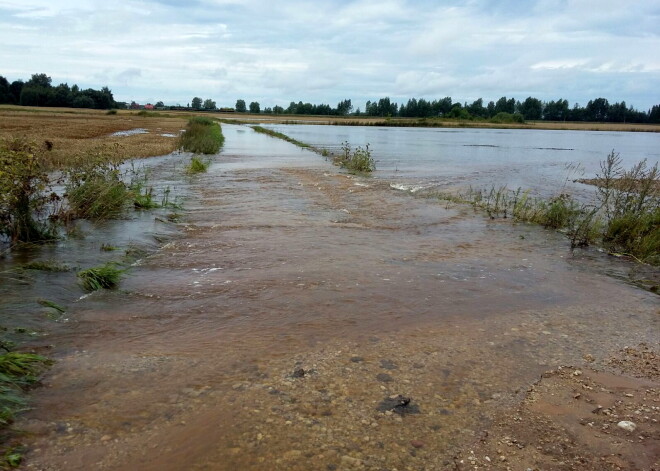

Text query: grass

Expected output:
[178,117,224,154]
[251,126,376,173]
[186,155,210,174]
[100,243,118,251]
[77,262,124,291]
[0,351,52,448]
[251,125,313,149]
[431,152,659,265]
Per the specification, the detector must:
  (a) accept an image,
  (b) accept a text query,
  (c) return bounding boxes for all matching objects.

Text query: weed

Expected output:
[105,109,117,115]
[251,126,311,149]
[179,118,224,154]
[77,262,124,291]
[166,213,181,222]
[100,243,118,251]
[335,141,376,173]
[21,260,70,272]
[0,138,59,243]
[131,183,160,209]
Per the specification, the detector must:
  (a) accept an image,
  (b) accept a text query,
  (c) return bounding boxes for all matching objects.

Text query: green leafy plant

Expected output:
[335,141,376,173]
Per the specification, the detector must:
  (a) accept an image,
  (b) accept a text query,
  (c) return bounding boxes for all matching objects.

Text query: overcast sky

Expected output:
[1,0,659,110]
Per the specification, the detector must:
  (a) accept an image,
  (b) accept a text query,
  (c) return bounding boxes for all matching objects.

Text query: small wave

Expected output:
[463,144,500,148]
[532,147,574,151]
[389,183,427,193]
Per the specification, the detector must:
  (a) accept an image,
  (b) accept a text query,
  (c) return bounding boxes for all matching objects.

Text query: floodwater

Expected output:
[263,124,660,198]
[3,125,659,470]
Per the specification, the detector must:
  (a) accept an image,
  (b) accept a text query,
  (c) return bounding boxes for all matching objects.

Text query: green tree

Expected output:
[155,101,165,108]
[249,101,260,113]
[519,97,543,120]
[235,99,246,112]
[26,73,52,88]
[203,99,216,110]
[0,76,11,104]
[191,97,203,110]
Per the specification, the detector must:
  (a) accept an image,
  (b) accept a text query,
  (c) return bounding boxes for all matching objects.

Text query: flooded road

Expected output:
[13,125,659,470]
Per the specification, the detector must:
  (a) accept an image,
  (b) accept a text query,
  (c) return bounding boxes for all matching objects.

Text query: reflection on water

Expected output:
[3,125,658,470]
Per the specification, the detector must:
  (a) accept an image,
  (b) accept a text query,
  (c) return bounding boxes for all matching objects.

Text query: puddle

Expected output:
[110,128,148,137]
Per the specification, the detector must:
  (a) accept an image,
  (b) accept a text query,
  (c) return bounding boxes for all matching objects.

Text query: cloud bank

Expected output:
[1,0,658,109]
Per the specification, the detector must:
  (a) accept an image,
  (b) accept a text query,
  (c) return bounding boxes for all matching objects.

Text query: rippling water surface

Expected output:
[263,124,660,197]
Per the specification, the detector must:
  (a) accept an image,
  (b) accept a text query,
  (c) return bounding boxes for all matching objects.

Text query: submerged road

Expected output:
[20,126,659,470]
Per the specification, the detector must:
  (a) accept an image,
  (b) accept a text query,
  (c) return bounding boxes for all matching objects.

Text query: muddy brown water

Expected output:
[5,125,659,470]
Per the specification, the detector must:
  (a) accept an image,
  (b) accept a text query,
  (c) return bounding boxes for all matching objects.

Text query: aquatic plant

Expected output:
[179,117,224,154]
[77,262,124,291]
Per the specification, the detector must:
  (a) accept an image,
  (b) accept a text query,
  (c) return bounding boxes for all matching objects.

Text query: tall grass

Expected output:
[186,156,210,174]
[251,125,312,149]
[433,152,659,264]
[179,117,224,154]
[0,138,59,243]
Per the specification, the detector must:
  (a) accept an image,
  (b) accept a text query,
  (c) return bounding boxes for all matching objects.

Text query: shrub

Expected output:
[0,138,59,243]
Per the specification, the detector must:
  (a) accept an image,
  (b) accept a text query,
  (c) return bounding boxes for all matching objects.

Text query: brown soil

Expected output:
[0,107,187,168]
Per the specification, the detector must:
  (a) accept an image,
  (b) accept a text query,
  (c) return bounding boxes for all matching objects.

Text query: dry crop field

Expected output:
[0,106,189,168]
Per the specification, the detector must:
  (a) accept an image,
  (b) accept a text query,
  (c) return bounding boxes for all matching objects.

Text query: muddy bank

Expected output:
[11,127,659,470]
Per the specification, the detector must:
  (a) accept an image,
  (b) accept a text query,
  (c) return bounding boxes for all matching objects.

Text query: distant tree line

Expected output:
[239,95,659,124]
[0,73,115,109]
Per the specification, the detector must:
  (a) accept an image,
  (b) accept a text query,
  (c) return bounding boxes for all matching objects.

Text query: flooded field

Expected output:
[262,124,660,199]
[2,125,658,470]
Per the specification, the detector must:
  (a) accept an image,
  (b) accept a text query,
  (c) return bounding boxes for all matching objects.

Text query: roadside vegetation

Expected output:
[431,152,659,266]
[251,126,376,173]
[179,116,224,155]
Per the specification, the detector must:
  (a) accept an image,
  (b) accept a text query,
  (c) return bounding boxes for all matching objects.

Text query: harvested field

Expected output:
[0,106,189,168]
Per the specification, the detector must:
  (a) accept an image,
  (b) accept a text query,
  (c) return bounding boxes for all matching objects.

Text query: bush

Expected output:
[178,117,224,154]
[0,138,59,243]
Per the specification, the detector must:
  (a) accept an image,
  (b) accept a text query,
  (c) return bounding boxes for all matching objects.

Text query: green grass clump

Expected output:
[77,262,124,291]
[179,117,224,154]
[105,109,117,115]
[251,126,311,149]
[186,156,210,174]
[131,183,160,209]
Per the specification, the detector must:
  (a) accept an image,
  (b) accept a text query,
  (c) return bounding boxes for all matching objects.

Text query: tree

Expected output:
[249,101,260,113]
[26,73,52,88]
[191,97,203,110]
[155,101,165,108]
[519,97,543,120]
[0,76,11,104]
[467,98,485,118]
[273,105,284,114]
[585,98,609,121]
[235,99,246,112]
[203,99,216,110]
